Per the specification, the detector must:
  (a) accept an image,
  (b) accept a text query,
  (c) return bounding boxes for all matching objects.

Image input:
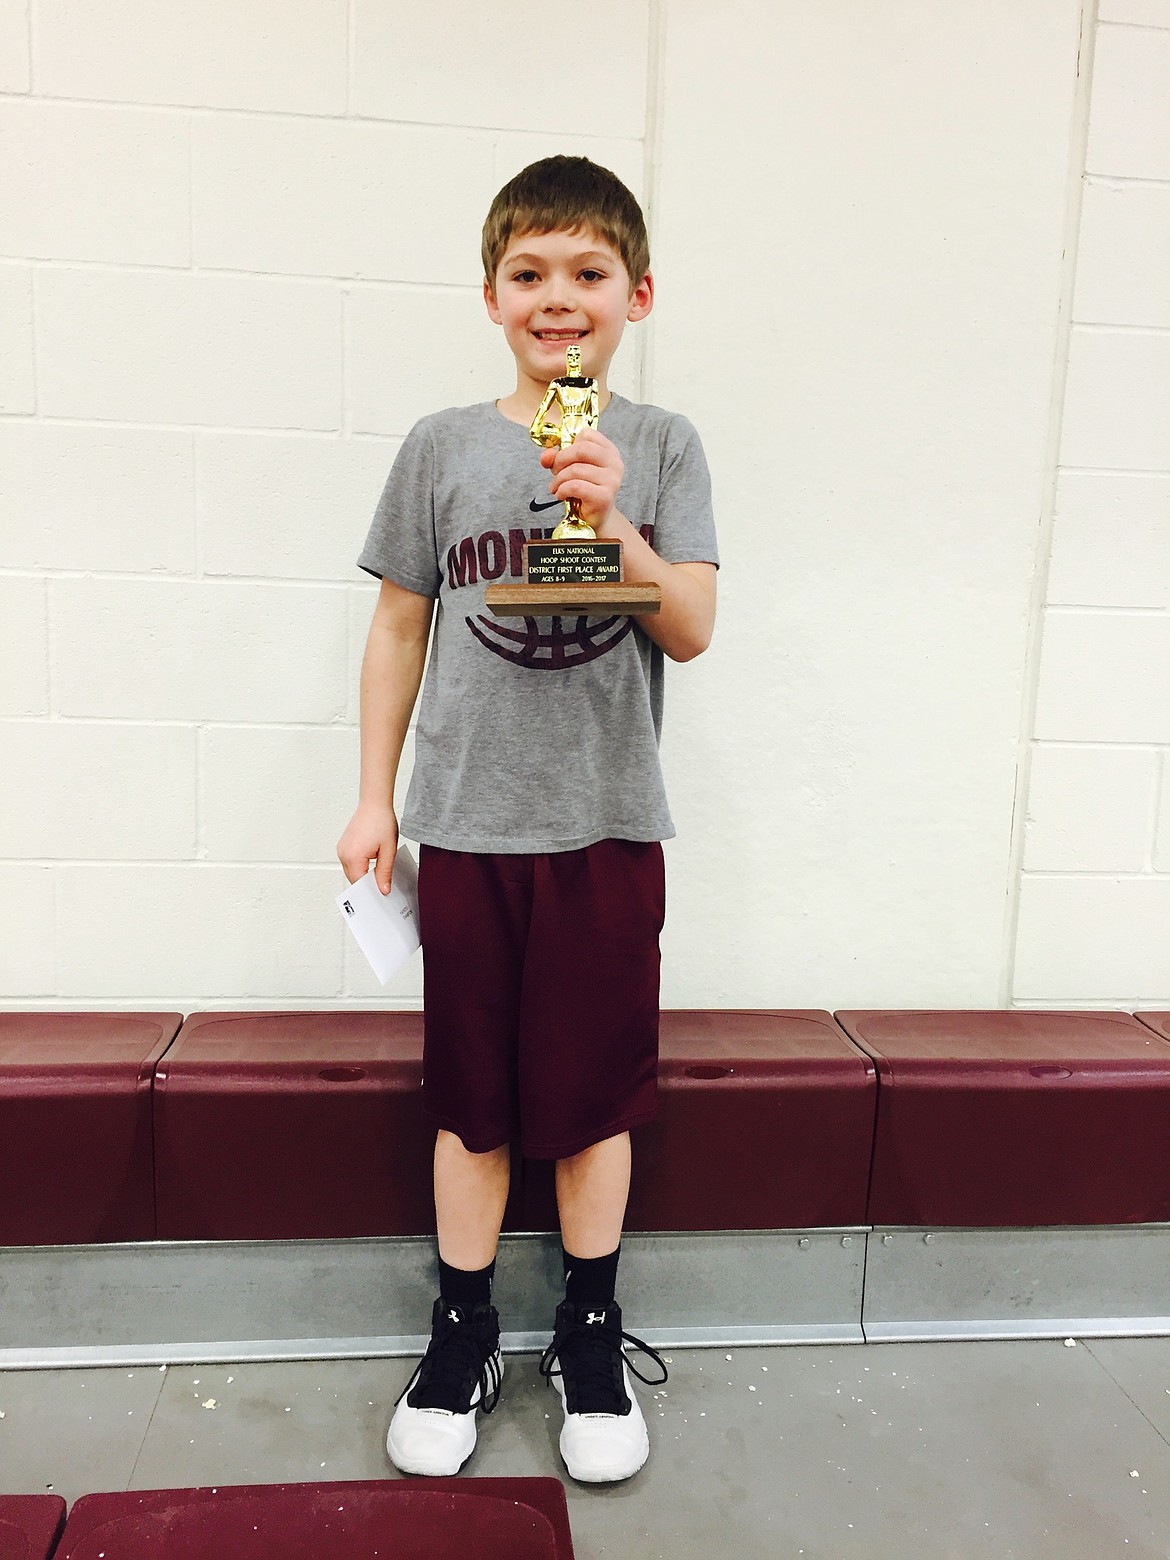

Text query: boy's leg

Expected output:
[386,1131,509,1478]
[388,846,534,1478]
[544,1129,666,1485]
[435,1129,511,1271]
[520,841,668,1484]
[555,1130,630,1261]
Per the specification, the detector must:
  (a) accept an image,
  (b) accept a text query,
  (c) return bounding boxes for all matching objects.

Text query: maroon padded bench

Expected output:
[0,1495,66,1560]
[0,1012,180,1245]
[523,1009,877,1231]
[55,1479,573,1559]
[153,1012,447,1240]
[836,1009,1170,1226]
[1135,1012,1170,1046]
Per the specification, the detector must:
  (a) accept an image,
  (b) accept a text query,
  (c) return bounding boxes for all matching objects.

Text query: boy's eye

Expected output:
[579,269,604,283]
[512,269,539,283]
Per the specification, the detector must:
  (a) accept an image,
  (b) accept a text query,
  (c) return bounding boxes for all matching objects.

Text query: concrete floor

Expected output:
[4,1337,1170,1558]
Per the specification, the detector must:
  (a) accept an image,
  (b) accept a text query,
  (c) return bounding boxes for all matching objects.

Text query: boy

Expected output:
[337,155,718,1483]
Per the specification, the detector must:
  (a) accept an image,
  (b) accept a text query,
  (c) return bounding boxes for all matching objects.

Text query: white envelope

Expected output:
[336,849,421,984]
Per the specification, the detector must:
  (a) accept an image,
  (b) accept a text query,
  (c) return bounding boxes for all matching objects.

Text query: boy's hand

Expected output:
[337,802,398,896]
[540,429,623,530]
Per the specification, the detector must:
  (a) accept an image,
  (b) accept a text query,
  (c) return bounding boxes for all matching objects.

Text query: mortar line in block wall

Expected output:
[1073,321,1170,338]
[1145,748,1167,870]
[0,1000,426,1013]
[638,0,666,405]
[1082,173,1170,190]
[194,724,204,860]
[0,716,358,731]
[24,1,35,92]
[1043,602,1170,617]
[17,253,483,295]
[341,287,352,439]
[185,111,194,268]
[346,0,354,117]
[1014,998,1170,1010]
[0,568,356,591]
[1021,867,1170,881]
[0,93,639,143]
[9,859,1167,880]
[49,865,60,996]
[2,859,353,869]
[1059,465,1170,478]
[1001,0,1099,1008]
[0,415,397,441]
[26,266,39,416]
[42,574,54,718]
[191,429,201,579]
[1032,738,1168,752]
[5,997,1166,1014]
[347,585,363,728]
[1098,16,1170,31]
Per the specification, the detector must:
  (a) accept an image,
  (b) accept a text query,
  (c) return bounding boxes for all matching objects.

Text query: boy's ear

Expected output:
[627,270,654,323]
[483,277,503,325]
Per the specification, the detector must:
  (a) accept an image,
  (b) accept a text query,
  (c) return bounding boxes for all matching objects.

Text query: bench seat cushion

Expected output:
[0,1012,180,1244]
[523,1009,877,1231]
[836,1009,1170,1226]
[0,1495,67,1560]
[55,1479,573,1559]
[153,1012,438,1240]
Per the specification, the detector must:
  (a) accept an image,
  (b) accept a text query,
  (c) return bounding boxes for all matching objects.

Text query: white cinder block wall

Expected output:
[1014,0,1170,1006]
[0,0,646,1009]
[0,0,1165,1012]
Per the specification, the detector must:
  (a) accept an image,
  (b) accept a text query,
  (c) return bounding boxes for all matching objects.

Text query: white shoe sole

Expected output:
[386,1353,503,1477]
[551,1365,649,1483]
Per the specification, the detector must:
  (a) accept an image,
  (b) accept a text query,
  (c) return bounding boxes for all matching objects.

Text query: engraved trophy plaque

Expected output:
[484,344,662,618]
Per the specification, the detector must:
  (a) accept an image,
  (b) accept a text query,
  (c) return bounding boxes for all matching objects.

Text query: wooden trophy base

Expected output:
[484,537,662,617]
[484,581,662,616]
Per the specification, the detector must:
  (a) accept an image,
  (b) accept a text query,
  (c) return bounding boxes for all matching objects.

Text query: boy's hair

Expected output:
[481,156,650,290]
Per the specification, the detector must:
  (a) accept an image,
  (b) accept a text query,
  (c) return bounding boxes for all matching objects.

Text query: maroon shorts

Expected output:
[417,839,666,1159]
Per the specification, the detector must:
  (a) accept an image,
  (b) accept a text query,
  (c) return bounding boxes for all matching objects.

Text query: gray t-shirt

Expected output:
[358,394,718,853]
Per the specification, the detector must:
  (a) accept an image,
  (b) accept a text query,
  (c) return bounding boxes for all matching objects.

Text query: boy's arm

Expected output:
[596,515,715,662]
[541,430,717,663]
[337,577,435,892]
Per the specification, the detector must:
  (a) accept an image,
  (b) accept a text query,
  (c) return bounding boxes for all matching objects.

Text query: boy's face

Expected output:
[484,228,653,394]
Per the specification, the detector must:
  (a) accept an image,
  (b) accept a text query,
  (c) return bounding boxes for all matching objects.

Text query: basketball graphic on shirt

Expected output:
[467,612,634,669]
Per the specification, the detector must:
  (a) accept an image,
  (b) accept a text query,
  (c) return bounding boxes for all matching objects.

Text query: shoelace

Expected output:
[538,1313,668,1414]
[396,1309,502,1416]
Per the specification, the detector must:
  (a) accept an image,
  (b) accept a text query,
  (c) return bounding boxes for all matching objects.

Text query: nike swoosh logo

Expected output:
[529,498,564,512]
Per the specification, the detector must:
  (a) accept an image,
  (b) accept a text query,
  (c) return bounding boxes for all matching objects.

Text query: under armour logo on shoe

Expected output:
[585,1310,607,1325]
[447,1308,461,1323]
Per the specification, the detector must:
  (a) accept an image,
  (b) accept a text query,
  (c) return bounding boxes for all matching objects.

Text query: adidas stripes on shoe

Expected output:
[386,1298,503,1477]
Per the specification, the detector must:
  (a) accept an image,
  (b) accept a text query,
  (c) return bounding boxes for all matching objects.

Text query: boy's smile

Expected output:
[484,228,653,415]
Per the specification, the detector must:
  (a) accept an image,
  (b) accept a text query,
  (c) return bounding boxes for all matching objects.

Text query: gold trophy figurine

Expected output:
[482,342,661,617]
[528,343,602,540]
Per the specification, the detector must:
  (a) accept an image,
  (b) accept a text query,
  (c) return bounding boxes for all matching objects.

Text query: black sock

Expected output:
[437,1255,495,1309]
[562,1244,620,1308]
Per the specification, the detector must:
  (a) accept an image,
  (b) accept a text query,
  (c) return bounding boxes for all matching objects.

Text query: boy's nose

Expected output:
[540,277,576,311]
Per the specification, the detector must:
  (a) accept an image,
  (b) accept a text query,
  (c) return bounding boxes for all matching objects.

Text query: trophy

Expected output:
[484,344,662,618]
